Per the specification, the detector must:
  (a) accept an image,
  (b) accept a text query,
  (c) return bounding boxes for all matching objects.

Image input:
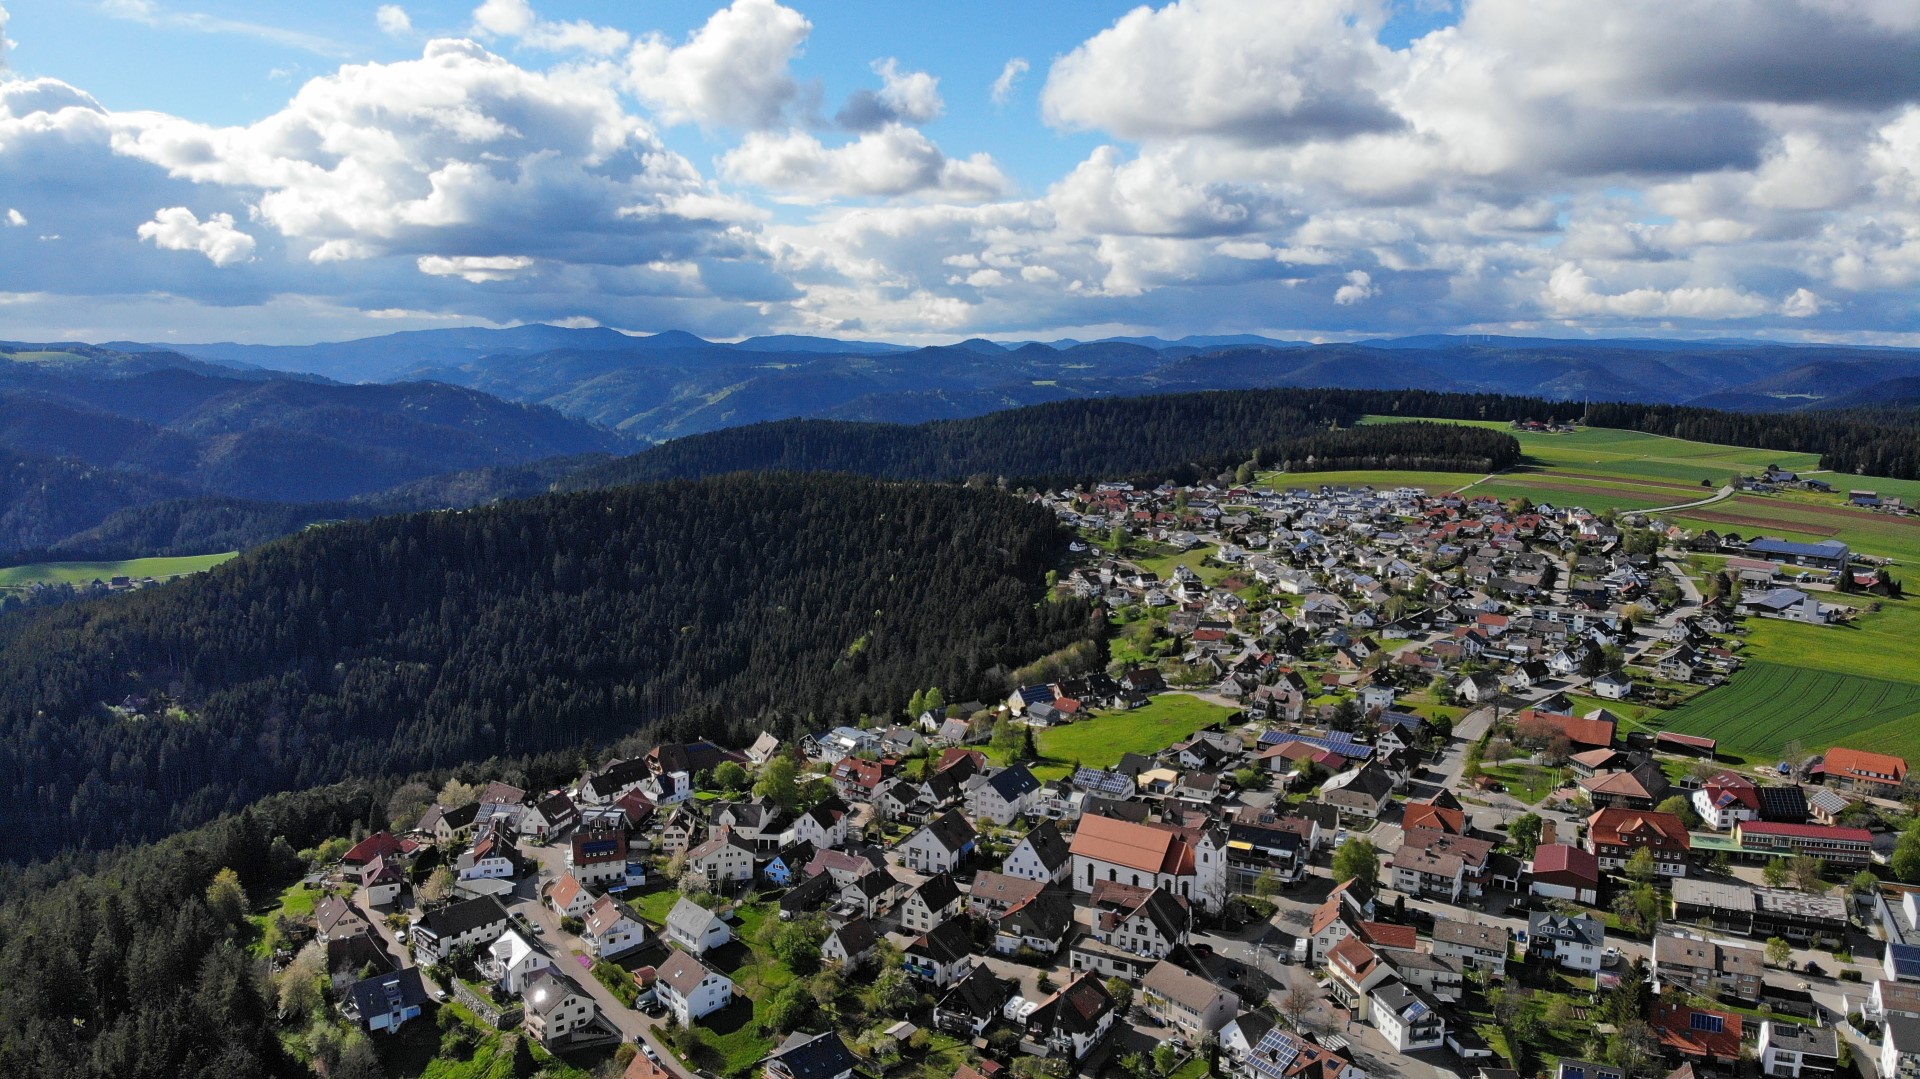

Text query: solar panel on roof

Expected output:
[1690,1012,1724,1033]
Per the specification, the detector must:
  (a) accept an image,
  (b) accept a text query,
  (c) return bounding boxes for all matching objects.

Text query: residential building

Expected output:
[1652,931,1764,1002]
[521,968,599,1047]
[1528,911,1604,973]
[345,968,429,1035]
[901,811,977,875]
[1390,828,1493,902]
[1142,959,1239,1041]
[761,1031,860,1079]
[1693,772,1763,831]
[1758,1020,1839,1078]
[566,826,631,888]
[967,765,1040,825]
[1586,807,1691,877]
[684,828,756,889]
[968,871,1046,918]
[1370,980,1446,1052]
[664,897,732,956]
[934,967,1013,1038]
[582,895,647,958]
[1812,748,1904,798]
[1430,919,1509,976]
[900,872,964,935]
[1650,1003,1743,1067]
[411,896,511,962]
[655,949,733,1025]
[1020,971,1116,1062]
[486,929,556,994]
[997,886,1075,957]
[905,920,976,988]
[1005,820,1073,883]
[821,917,879,969]
[1883,1016,1920,1079]
[1670,879,1847,946]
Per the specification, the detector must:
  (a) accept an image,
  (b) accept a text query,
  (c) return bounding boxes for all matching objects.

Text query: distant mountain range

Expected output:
[5,326,1920,562]
[121,326,1920,446]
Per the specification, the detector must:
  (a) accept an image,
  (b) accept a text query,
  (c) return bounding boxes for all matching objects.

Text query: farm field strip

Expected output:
[1656,660,1920,761]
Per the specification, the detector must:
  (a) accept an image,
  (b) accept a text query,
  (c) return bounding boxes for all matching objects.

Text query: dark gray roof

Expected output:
[417,895,509,939]
[765,1031,860,1079]
[348,967,427,1020]
[986,765,1040,802]
[1016,820,1071,869]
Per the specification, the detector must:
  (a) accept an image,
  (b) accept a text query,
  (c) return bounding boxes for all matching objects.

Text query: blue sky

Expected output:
[0,0,1916,345]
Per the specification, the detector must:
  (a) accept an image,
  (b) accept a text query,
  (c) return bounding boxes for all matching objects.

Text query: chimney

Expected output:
[1540,818,1558,847]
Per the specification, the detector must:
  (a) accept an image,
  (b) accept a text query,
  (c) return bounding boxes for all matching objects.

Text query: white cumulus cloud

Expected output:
[722,125,1009,203]
[873,58,943,124]
[628,0,811,129]
[137,207,256,266]
[1544,262,1772,319]
[5,209,23,227]
[1333,269,1376,305]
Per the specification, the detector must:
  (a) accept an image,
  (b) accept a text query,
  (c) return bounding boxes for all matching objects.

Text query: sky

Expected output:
[0,0,1917,346]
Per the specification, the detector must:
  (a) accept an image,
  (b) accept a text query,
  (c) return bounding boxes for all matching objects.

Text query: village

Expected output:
[268,476,1920,1079]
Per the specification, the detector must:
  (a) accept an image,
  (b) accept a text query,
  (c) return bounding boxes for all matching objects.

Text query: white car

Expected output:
[1603,947,1621,965]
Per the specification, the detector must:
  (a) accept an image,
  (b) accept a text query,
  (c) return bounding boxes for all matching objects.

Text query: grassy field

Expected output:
[1655,597,1920,761]
[1653,660,1920,764]
[0,552,237,591]
[1260,468,1486,493]
[990,694,1240,780]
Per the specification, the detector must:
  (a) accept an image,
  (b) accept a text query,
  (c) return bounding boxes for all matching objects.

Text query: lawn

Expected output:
[1131,543,1237,587]
[1481,762,1563,805]
[989,694,1240,780]
[0,552,238,591]
[677,901,785,1077]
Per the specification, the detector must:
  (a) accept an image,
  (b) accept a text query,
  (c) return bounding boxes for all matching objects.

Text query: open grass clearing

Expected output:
[989,693,1239,780]
[0,552,238,591]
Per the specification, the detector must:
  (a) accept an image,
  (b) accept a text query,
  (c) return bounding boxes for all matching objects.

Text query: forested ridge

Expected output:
[0,779,409,1078]
[0,472,1094,863]
[1268,422,1524,474]
[566,387,1572,491]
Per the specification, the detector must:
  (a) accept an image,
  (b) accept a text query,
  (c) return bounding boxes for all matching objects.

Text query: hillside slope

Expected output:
[0,472,1092,861]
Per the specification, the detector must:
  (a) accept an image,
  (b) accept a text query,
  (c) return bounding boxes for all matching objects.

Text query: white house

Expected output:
[582,895,647,958]
[684,828,756,890]
[664,897,732,956]
[1528,912,1604,973]
[521,969,599,1047]
[1882,1016,1920,1079]
[1370,980,1446,1051]
[1592,671,1634,701]
[899,873,965,936]
[1004,820,1073,883]
[966,766,1040,826]
[486,929,556,994]
[411,896,511,962]
[656,949,734,1025]
[901,810,977,875]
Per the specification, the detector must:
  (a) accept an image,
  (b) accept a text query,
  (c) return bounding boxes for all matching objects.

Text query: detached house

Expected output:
[901,811,977,875]
[684,828,756,889]
[995,886,1075,957]
[1528,912,1604,973]
[1142,959,1239,1041]
[1391,828,1494,903]
[967,765,1040,825]
[412,896,511,962]
[656,949,734,1025]
[1820,747,1909,799]
[664,897,732,956]
[1653,931,1764,1003]
[900,872,964,935]
[1586,807,1691,877]
[904,919,976,988]
[1021,972,1117,1063]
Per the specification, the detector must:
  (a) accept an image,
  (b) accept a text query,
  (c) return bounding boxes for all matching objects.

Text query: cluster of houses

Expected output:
[286,474,1917,1079]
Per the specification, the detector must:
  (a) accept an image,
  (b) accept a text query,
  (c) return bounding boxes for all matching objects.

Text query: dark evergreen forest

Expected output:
[0,472,1094,864]
[565,386,1571,491]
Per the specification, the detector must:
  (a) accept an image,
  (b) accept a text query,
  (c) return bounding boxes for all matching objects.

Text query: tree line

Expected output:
[1585,402,1920,479]
[1264,422,1523,475]
[0,472,1096,864]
